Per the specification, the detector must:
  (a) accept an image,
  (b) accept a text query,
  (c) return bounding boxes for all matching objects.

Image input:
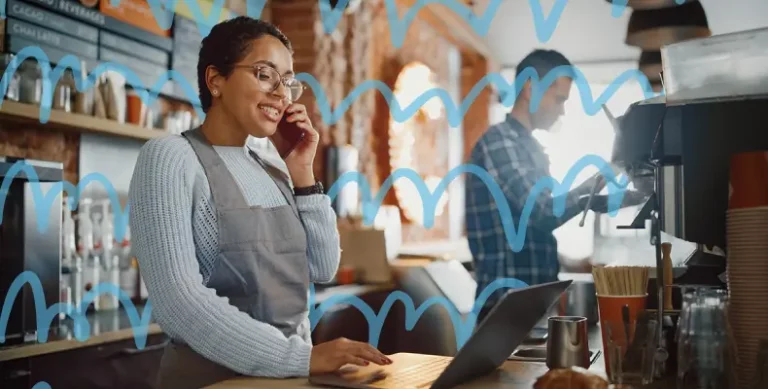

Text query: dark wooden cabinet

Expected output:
[1,334,167,389]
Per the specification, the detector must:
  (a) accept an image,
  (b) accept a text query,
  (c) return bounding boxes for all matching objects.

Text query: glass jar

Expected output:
[0,53,21,102]
[18,59,42,105]
[54,69,74,113]
[73,60,93,115]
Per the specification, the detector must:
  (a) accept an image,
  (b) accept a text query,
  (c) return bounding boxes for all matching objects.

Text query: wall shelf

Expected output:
[0,100,167,141]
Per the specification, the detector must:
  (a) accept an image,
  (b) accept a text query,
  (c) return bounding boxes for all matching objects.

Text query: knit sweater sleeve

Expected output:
[128,137,312,377]
[295,194,341,283]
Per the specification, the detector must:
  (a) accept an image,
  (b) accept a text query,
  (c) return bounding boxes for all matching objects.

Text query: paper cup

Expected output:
[597,294,648,374]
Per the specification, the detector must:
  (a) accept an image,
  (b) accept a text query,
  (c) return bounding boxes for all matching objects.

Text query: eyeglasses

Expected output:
[235,64,306,101]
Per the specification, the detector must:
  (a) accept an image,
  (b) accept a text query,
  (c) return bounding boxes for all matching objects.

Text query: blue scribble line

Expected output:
[309,278,531,349]
[329,155,630,252]
[609,0,687,17]
[0,271,528,365]
[0,46,661,131]
[0,159,132,244]
[0,0,683,46]
[1,155,631,347]
[304,64,661,129]
[0,271,154,348]
[0,47,201,125]
[1,154,630,251]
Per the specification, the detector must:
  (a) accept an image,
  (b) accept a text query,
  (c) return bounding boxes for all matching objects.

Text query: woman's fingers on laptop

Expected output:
[354,343,391,365]
[344,355,369,367]
[310,338,393,374]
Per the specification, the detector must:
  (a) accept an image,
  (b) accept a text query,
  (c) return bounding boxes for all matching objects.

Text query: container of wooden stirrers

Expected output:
[592,266,651,375]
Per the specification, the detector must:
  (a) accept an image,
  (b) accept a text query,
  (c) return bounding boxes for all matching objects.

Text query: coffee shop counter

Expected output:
[203,333,593,388]
[204,323,678,389]
[0,283,397,388]
[0,304,162,363]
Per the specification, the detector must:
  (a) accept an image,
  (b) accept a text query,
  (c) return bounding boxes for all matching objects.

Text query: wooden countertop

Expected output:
[204,322,677,389]
[205,359,554,388]
[206,326,604,388]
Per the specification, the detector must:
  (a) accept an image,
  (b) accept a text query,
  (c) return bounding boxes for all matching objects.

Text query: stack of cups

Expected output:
[725,151,768,388]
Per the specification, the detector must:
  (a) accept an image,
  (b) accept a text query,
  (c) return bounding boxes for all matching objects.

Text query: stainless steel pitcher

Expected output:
[546,316,590,369]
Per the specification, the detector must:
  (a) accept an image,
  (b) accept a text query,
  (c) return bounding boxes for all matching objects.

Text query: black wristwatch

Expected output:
[294,181,324,196]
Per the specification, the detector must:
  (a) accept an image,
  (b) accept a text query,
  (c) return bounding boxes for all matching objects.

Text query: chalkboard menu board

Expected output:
[2,0,247,105]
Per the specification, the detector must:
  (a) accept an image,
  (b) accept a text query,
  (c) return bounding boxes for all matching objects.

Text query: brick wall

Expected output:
[461,52,492,161]
[271,0,492,242]
[368,9,455,242]
[0,126,79,184]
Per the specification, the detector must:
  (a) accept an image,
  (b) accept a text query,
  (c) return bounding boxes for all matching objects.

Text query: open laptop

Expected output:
[308,279,572,389]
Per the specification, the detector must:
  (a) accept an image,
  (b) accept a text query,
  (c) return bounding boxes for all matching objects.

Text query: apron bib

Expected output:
[155,128,310,389]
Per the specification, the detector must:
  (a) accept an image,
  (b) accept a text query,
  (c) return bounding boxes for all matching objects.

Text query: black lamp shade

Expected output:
[639,50,663,82]
[625,0,711,50]
[604,0,696,10]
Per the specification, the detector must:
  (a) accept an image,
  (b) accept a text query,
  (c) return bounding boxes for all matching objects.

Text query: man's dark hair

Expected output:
[515,49,572,79]
[499,49,573,103]
[197,16,293,112]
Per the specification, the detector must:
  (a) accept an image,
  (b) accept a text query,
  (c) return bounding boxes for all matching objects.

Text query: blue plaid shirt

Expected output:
[465,114,590,308]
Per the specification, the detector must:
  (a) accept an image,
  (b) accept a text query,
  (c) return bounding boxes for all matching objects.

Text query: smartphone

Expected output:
[272,114,306,159]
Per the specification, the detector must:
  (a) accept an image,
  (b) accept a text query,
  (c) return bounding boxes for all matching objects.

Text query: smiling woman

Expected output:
[127,16,390,389]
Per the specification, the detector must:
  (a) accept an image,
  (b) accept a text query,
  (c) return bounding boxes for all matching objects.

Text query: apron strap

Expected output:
[247,148,301,220]
[181,127,250,210]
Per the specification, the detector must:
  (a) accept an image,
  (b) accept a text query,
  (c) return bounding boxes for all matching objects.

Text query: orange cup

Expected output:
[596,294,648,374]
[729,151,768,209]
[126,90,145,125]
[336,265,356,285]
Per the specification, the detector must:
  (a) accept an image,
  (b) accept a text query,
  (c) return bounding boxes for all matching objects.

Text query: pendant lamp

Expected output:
[604,0,695,10]
[639,50,663,83]
[625,0,711,50]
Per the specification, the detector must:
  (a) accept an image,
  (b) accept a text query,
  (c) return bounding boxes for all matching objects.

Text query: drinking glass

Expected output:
[604,317,658,385]
[676,287,733,389]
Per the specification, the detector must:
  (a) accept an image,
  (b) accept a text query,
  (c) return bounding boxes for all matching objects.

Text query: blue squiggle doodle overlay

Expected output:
[327,154,629,251]
[0,47,662,131]
[0,271,153,348]
[0,47,199,125]
[1,154,630,249]
[0,156,629,347]
[0,0,687,45]
[0,272,529,351]
[1,159,629,387]
[0,159,131,248]
[308,278,531,349]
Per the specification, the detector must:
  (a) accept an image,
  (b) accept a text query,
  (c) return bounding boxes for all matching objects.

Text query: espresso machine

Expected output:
[610,27,768,377]
[0,157,63,345]
[614,93,768,285]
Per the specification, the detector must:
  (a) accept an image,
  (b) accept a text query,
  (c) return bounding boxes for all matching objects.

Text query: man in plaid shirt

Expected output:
[466,50,605,323]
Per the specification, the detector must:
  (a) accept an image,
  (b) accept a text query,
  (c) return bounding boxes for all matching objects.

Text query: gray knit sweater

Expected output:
[128,135,340,378]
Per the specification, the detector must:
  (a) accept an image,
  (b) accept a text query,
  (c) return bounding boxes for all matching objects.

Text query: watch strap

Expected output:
[294,181,324,196]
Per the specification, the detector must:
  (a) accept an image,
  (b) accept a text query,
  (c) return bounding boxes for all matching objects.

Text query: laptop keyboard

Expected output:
[377,357,452,388]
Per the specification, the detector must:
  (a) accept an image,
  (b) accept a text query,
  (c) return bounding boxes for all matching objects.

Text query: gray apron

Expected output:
[155,127,310,389]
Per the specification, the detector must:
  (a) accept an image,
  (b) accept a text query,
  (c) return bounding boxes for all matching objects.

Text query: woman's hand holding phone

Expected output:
[271,103,319,187]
